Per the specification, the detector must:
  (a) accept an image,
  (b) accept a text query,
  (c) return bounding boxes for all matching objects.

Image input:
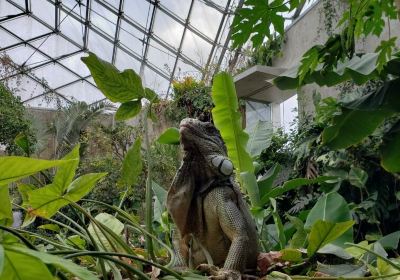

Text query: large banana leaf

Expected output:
[211,72,260,207]
[211,72,254,174]
[245,120,273,158]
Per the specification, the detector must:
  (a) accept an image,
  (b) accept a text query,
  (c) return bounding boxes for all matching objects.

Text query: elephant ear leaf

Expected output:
[81,52,144,102]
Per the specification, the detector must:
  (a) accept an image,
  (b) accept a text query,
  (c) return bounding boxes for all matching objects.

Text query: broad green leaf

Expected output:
[257,164,281,198]
[322,108,391,149]
[211,72,254,174]
[376,37,397,72]
[307,220,355,257]
[66,235,86,249]
[317,263,367,277]
[53,144,80,193]
[0,186,12,226]
[274,53,400,90]
[152,181,167,225]
[212,72,259,206]
[0,157,71,185]
[88,213,124,252]
[81,52,144,102]
[381,121,400,173]
[144,87,159,103]
[6,245,97,280]
[120,138,142,186]
[378,231,400,250]
[152,180,167,208]
[261,176,333,205]
[271,198,286,249]
[115,100,142,121]
[240,172,261,208]
[157,127,180,145]
[0,245,54,280]
[348,167,368,188]
[317,244,353,259]
[38,224,60,233]
[287,215,307,249]
[322,77,400,149]
[14,133,31,155]
[345,241,371,259]
[28,173,107,218]
[305,192,353,247]
[245,120,273,158]
[280,248,303,262]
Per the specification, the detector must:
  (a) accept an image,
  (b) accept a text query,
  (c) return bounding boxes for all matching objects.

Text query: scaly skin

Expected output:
[167,118,259,279]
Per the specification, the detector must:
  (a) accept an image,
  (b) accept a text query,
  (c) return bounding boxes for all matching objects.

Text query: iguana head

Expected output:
[179,118,226,156]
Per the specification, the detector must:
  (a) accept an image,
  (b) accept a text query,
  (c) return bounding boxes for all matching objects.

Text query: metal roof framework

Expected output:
[0,0,310,109]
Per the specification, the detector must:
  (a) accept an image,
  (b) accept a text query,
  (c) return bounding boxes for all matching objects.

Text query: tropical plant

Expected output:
[50,101,109,158]
[81,52,159,260]
[0,82,36,155]
[0,146,185,280]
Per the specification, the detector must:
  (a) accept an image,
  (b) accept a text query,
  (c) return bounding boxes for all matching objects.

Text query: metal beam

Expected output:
[111,0,124,64]
[7,0,86,50]
[202,0,232,81]
[0,31,55,52]
[88,0,203,70]
[139,0,158,77]
[143,0,214,45]
[0,49,84,82]
[83,0,92,49]
[0,12,27,23]
[165,0,195,98]
[54,0,61,32]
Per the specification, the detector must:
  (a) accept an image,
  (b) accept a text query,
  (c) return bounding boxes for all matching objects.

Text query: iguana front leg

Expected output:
[205,187,251,278]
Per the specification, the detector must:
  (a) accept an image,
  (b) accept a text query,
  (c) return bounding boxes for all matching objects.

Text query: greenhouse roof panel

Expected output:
[0,0,315,108]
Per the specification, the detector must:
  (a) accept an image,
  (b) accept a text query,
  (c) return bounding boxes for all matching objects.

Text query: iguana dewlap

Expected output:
[166,118,259,277]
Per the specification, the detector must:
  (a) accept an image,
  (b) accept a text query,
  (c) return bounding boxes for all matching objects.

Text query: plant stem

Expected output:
[0,225,37,250]
[62,251,184,280]
[65,253,150,280]
[291,272,400,280]
[143,105,156,261]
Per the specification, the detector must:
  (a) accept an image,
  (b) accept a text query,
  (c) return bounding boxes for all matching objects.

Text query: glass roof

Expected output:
[0,0,314,109]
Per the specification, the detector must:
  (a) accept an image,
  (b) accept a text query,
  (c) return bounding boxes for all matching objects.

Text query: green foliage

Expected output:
[211,72,261,207]
[115,100,142,121]
[231,0,303,48]
[380,120,400,172]
[0,83,36,155]
[120,137,142,187]
[157,127,180,145]
[245,120,273,158]
[307,220,355,257]
[211,72,254,174]
[161,76,213,123]
[81,52,144,102]
[0,157,71,186]
[305,192,353,246]
[51,101,107,158]
[274,53,400,90]
[81,52,157,122]
[19,148,106,222]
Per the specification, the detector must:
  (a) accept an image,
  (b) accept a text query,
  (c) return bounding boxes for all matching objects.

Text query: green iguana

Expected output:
[167,118,259,279]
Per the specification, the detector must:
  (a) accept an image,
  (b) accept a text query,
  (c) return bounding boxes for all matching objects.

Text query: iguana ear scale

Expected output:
[209,155,234,176]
